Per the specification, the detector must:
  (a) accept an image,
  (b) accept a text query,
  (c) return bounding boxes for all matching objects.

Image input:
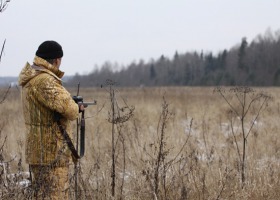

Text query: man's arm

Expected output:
[33,73,79,120]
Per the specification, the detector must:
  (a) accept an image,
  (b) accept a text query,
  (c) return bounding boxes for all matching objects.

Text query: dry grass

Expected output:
[1,86,280,199]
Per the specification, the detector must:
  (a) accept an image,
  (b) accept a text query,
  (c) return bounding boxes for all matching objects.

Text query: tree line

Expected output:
[66,29,280,87]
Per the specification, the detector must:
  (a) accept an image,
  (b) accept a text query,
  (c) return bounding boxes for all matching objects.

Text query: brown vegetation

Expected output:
[1,86,280,199]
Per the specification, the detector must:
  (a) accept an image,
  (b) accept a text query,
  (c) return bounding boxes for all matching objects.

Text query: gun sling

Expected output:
[56,120,84,159]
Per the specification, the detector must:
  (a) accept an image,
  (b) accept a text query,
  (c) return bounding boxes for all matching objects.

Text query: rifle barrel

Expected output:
[83,101,97,106]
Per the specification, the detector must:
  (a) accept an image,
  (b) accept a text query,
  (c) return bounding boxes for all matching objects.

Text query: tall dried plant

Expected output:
[215,86,272,187]
[106,80,134,198]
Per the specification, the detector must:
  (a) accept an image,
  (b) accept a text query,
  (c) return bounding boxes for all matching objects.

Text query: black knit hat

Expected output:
[36,40,63,59]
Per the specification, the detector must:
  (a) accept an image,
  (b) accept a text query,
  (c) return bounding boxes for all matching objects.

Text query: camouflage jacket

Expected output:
[18,56,79,166]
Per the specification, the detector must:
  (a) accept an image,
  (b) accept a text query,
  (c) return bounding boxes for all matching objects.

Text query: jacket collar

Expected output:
[33,56,65,79]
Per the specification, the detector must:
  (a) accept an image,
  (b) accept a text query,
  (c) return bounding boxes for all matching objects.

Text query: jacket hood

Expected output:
[18,62,39,86]
[18,56,64,86]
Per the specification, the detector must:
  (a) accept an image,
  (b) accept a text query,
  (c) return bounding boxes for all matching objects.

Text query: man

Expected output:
[18,41,82,199]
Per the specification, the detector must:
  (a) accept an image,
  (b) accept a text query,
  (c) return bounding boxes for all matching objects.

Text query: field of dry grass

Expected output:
[1,86,280,199]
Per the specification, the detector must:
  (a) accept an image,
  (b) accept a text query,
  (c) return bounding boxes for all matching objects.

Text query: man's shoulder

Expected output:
[31,71,61,86]
[35,71,61,82]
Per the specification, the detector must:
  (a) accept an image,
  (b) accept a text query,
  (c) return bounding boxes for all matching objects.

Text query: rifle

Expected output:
[55,83,96,159]
[72,95,96,158]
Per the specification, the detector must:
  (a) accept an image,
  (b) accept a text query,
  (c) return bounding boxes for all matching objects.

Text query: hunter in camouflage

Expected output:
[18,41,81,199]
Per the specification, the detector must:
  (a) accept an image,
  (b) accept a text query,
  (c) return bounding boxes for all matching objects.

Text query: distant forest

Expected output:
[66,29,280,87]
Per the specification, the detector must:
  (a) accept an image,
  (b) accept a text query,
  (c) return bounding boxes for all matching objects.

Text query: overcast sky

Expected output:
[0,0,279,76]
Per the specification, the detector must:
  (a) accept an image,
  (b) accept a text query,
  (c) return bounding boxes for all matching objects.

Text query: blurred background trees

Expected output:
[67,29,280,87]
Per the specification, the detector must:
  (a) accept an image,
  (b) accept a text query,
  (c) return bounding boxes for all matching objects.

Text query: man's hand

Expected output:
[78,103,85,112]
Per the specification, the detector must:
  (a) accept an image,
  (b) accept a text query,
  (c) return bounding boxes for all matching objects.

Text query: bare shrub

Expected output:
[215,86,272,187]
[0,131,31,199]
[0,0,10,13]
[106,80,134,198]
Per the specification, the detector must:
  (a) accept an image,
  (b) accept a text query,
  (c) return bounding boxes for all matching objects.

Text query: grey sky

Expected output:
[1,0,280,76]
